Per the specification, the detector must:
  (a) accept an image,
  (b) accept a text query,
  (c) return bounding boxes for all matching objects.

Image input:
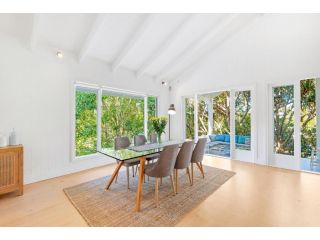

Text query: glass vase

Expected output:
[157,133,162,144]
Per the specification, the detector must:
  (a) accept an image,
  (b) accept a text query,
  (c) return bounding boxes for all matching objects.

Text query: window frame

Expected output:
[71,83,158,161]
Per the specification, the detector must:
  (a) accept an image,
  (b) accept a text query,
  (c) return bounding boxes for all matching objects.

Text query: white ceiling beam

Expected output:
[30,14,41,51]
[78,14,106,63]
[155,14,239,83]
[111,14,155,72]
[170,14,261,85]
[135,14,195,79]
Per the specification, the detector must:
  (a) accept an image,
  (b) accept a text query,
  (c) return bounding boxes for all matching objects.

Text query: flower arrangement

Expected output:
[149,116,168,143]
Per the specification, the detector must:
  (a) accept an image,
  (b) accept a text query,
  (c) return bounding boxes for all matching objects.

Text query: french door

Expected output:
[268,83,300,170]
[183,86,256,163]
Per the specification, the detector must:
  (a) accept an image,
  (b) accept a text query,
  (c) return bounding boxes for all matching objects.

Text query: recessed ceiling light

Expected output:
[56,51,63,59]
[161,81,167,86]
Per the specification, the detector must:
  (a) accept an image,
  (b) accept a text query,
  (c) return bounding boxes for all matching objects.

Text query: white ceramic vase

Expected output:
[9,129,18,145]
[0,134,8,148]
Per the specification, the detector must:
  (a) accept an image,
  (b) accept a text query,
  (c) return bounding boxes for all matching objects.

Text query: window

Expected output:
[235,91,251,150]
[273,85,294,155]
[148,96,158,135]
[75,87,98,156]
[197,97,208,137]
[300,79,316,159]
[185,97,195,140]
[74,84,157,157]
[101,92,145,148]
[212,91,230,135]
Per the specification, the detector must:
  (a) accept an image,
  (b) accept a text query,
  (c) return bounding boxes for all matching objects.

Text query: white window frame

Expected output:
[71,82,158,161]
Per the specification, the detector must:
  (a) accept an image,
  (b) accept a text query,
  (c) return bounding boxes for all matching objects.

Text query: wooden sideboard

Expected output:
[0,145,23,196]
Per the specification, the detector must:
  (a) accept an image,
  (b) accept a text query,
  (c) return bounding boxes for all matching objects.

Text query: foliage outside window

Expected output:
[101,94,145,149]
[301,79,317,158]
[75,85,157,156]
[147,96,158,136]
[197,98,208,137]
[185,97,195,140]
[235,91,251,150]
[273,85,294,155]
[212,91,230,135]
[75,89,97,156]
[197,91,230,137]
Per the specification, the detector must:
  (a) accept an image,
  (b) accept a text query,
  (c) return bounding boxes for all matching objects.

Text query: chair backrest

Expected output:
[191,138,207,163]
[134,135,147,146]
[150,133,157,144]
[150,144,179,177]
[114,136,131,150]
[175,141,194,169]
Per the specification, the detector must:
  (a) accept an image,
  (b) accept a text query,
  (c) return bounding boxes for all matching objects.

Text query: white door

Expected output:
[268,83,300,170]
[232,88,256,163]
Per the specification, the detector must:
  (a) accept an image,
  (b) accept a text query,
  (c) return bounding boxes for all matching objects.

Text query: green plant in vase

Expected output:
[150,116,168,143]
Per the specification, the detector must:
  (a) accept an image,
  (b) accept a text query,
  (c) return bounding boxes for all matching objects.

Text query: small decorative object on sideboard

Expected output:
[9,128,19,145]
[0,145,24,196]
[0,133,8,148]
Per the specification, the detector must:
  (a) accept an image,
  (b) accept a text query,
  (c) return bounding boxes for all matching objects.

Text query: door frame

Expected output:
[181,84,257,163]
[267,81,301,170]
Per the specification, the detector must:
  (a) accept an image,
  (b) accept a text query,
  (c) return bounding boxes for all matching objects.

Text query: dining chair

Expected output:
[174,140,194,193]
[134,135,147,146]
[144,144,179,207]
[191,138,207,185]
[133,134,160,180]
[150,133,158,144]
[114,136,140,189]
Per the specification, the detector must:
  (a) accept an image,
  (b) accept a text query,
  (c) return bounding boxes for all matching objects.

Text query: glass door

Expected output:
[197,91,231,158]
[269,84,299,170]
[233,90,254,162]
[300,78,320,173]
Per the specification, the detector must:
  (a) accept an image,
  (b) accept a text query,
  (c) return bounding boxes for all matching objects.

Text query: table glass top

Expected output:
[99,140,184,161]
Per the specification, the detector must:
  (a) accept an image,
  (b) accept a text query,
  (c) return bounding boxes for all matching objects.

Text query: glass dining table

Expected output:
[99,140,184,212]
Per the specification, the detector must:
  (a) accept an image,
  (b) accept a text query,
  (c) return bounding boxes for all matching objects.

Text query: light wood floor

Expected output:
[1,156,320,226]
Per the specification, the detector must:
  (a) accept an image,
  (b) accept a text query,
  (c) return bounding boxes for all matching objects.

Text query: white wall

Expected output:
[0,33,169,184]
[170,14,320,165]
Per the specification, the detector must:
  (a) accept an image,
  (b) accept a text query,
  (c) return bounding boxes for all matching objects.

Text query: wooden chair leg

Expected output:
[196,162,204,179]
[191,163,194,186]
[160,177,163,186]
[170,174,176,195]
[186,167,192,186]
[126,166,130,189]
[200,162,205,178]
[175,169,178,194]
[147,161,150,181]
[155,177,159,207]
[132,166,135,177]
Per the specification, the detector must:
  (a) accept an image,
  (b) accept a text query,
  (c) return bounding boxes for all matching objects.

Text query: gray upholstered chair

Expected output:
[114,136,140,189]
[174,141,194,193]
[133,134,159,179]
[191,138,207,185]
[150,133,158,144]
[144,144,179,207]
[134,135,147,146]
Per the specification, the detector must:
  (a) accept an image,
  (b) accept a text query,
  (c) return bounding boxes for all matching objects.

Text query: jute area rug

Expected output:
[64,165,235,227]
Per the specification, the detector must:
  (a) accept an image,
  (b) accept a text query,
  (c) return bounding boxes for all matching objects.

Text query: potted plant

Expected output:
[149,116,168,143]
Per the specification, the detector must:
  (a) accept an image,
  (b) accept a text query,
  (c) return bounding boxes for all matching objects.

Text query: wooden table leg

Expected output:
[135,157,146,212]
[105,161,123,190]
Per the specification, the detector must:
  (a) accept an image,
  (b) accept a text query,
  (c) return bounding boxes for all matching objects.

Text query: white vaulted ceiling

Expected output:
[0,13,259,84]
